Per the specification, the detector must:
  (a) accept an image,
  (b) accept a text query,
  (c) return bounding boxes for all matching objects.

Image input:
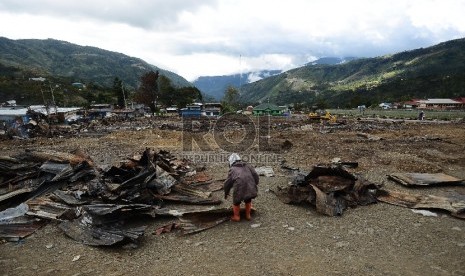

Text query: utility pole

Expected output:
[155,74,160,115]
[121,81,127,108]
[50,84,57,114]
[40,88,50,116]
[239,54,242,96]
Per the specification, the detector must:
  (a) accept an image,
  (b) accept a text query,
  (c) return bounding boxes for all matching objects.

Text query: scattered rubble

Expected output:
[275,162,465,220]
[1,114,464,274]
[0,148,228,246]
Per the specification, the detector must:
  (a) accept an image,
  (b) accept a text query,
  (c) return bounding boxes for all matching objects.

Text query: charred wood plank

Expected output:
[103,166,137,183]
[153,221,179,235]
[115,165,156,192]
[26,197,76,221]
[178,206,255,234]
[0,203,45,241]
[154,206,227,217]
[145,166,177,195]
[180,213,229,235]
[388,173,464,187]
[51,190,90,205]
[17,149,94,167]
[306,165,356,182]
[152,194,221,205]
[172,184,211,199]
[82,204,155,225]
[314,175,354,193]
[58,218,146,246]
[311,184,346,216]
[39,161,74,182]
[272,185,315,204]
[0,187,35,204]
[0,171,39,188]
[192,181,224,193]
[377,189,465,219]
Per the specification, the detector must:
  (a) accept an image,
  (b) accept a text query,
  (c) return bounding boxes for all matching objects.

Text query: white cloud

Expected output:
[0,0,464,81]
[407,0,465,30]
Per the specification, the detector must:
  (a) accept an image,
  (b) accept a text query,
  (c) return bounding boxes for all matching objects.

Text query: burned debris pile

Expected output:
[274,164,380,216]
[0,148,225,246]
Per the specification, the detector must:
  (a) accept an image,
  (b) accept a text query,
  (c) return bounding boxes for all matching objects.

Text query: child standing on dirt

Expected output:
[224,153,259,221]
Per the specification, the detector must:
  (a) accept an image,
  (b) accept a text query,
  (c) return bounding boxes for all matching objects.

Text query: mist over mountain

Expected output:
[307,57,359,66]
[193,70,282,100]
[193,57,361,100]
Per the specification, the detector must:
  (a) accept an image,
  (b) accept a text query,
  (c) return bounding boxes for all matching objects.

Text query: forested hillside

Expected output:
[239,38,465,107]
[0,37,193,106]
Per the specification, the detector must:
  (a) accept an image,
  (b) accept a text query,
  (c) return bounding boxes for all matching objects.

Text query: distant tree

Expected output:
[348,93,363,108]
[222,86,240,112]
[176,86,203,108]
[293,102,304,112]
[158,75,177,106]
[135,70,159,113]
[83,90,96,104]
[156,75,202,108]
[112,77,126,108]
[96,91,114,104]
[313,95,328,109]
[201,93,216,103]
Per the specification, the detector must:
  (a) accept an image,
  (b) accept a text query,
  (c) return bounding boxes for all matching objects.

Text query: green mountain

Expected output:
[0,37,191,90]
[239,38,465,108]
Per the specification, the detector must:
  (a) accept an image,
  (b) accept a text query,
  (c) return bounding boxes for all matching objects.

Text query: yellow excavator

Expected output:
[308,110,337,123]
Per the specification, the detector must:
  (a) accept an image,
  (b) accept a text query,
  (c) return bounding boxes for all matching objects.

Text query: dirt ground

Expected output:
[1,117,465,276]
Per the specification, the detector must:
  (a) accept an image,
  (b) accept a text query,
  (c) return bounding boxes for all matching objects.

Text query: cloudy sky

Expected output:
[1,0,464,81]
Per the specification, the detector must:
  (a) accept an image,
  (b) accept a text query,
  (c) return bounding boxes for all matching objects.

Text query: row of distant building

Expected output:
[1,97,464,126]
[0,101,226,126]
[0,100,290,126]
[378,98,465,110]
